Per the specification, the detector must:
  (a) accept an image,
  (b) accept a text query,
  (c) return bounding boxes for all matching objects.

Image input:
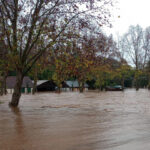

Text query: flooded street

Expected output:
[1,89,150,150]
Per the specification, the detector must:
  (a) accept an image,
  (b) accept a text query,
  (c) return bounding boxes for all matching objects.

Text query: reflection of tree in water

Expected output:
[10,106,28,148]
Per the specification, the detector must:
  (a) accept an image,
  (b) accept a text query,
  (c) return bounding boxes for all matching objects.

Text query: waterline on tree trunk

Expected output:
[9,72,23,107]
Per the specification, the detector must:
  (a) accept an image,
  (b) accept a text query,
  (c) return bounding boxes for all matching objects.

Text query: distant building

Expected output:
[6,76,33,94]
[36,80,56,92]
[61,80,89,92]
[33,80,89,92]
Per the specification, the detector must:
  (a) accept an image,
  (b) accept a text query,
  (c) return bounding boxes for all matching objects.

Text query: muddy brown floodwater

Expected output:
[1,89,150,150]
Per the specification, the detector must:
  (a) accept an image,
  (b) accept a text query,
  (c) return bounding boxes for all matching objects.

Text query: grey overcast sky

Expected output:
[104,0,150,36]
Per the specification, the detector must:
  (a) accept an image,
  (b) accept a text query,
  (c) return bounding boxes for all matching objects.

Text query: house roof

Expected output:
[36,80,49,86]
[65,80,89,88]
[6,76,33,88]
[36,80,56,91]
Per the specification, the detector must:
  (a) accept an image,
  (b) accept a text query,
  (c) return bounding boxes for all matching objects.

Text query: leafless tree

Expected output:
[120,25,150,90]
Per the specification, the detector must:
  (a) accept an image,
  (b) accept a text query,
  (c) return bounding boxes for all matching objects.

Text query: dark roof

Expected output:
[62,81,70,88]
[6,76,33,88]
[36,80,56,91]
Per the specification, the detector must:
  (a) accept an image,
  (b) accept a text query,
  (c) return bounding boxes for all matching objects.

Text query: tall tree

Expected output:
[121,25,148,90]
[0,0,114,107]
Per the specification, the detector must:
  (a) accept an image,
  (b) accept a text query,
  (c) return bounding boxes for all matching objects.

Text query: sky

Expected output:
[104,0,150,36]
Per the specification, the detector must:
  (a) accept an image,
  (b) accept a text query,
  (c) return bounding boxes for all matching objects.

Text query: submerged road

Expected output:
[1,89,150,150]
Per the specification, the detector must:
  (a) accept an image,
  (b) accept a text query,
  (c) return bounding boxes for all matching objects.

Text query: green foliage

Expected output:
[38,69,55,80]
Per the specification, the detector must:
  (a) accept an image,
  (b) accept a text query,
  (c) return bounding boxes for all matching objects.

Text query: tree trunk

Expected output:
[135,75,139,91]
[79,82,84,93]
[32,78,37,94]
[58,87,61,93]
[32,69,37,95]
[135,79,139,91]
[148,74,150,90]
[9,71,23,107]
[0,76,3,95]
[0,76,7,95]
[133,72,139,91]
[3,75,7,95]
[0,84,3,96]
[135,68,139,91]
[122,77,125,91]
[56,87,61,93]
[99,86,102,91]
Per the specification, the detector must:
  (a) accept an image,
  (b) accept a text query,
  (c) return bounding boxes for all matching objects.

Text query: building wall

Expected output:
[7,89,14,94]
[7,88,33,94]
[84,88,88,91]
[61,87,88,92]
[61,88,71,92]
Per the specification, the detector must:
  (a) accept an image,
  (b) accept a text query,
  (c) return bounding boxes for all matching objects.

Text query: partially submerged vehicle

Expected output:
[105,85,123,91]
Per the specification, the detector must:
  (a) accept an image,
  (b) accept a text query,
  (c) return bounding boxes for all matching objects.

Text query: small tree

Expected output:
[116,65,131,90]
